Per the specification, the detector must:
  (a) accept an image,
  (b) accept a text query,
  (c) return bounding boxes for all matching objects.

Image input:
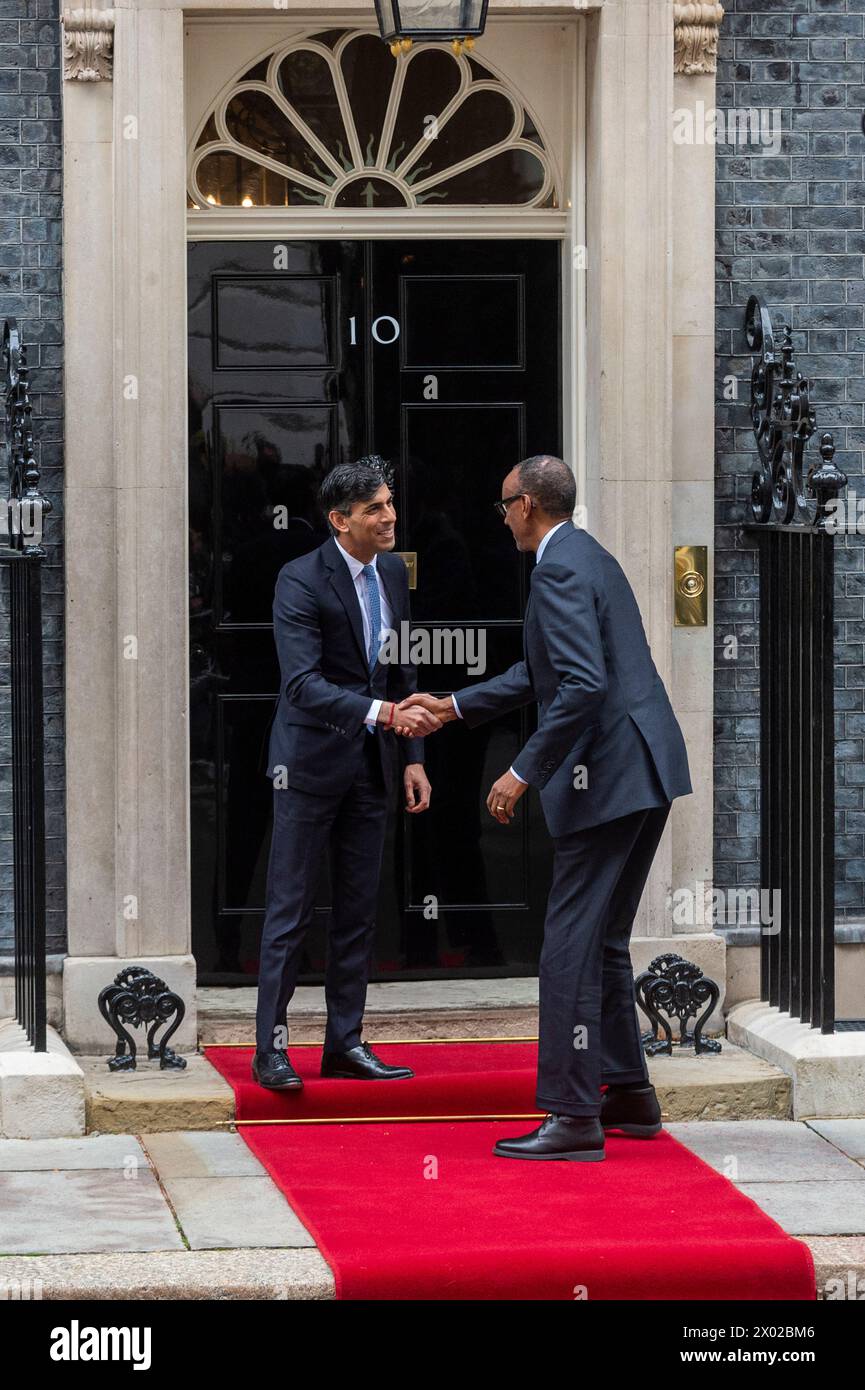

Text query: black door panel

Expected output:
[189,238,561,982]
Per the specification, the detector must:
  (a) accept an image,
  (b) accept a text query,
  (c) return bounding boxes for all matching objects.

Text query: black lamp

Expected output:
[374,0,489,55]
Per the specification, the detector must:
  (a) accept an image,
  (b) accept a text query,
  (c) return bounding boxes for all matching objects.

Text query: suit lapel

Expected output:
[323,538,368,669]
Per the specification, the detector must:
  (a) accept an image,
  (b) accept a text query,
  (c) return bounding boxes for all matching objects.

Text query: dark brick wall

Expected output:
[0,0,64,954]
[3,0,865,954]
[715,0,865,917]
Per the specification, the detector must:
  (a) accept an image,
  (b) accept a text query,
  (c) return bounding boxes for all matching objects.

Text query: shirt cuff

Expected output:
[365,699,382,728]
[451,693,464,720]
[509,765,528,785]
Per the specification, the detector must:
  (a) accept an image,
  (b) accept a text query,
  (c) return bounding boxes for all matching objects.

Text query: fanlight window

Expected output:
[188,29,557,210]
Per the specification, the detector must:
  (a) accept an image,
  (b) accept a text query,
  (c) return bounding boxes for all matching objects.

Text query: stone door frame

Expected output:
[59,0,721,1049]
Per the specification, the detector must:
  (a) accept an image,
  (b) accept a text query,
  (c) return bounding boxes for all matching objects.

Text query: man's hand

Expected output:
[486,770,528,824]
[398,693,458,727]
[377,701,441,737]
[404,763,431,814]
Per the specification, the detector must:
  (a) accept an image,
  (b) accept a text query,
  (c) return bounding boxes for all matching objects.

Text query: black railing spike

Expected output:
[744,294,838,1035]
[0,319,47,1050]
[745,293,843,531]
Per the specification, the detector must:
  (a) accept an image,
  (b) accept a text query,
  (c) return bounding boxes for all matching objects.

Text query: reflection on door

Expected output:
[188,239,561,984]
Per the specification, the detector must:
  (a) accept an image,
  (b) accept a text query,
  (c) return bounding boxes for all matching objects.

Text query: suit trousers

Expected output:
[535,803,671,1116]
[255,733,388,1053]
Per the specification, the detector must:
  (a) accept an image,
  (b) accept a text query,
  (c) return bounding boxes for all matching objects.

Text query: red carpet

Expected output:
[205,1041,539,1121]
[205,1042,816,1301]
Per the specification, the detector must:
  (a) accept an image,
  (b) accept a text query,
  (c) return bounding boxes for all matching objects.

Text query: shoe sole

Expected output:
[602,1122,662,1137]
[493,1147,605,1162]
[320,1071,413,1081]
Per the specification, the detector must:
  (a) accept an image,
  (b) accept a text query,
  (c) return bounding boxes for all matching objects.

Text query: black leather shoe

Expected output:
[600,1082,662,1136]
[493,1114,605,1162]
[320,1042,413,1081]
[251,1049,303,1090]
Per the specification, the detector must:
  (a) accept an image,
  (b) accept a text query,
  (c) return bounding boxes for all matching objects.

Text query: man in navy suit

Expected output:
[404,455,692,1160]
[253,458,439,1090]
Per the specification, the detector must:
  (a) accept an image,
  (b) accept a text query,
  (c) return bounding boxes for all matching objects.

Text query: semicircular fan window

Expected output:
[188,30,557,210]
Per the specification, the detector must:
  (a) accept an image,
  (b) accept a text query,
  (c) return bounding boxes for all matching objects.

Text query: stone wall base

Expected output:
[0,1018,86,1138]
[631,932,726,1034]
[62,955,198,1055]
[727,1000,865,1119]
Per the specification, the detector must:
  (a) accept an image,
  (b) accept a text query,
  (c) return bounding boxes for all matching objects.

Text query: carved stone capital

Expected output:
[62,8,115,82]
[674,2,725,76]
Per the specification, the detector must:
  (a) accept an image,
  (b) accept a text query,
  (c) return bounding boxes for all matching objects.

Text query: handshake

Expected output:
[376,693,458,738]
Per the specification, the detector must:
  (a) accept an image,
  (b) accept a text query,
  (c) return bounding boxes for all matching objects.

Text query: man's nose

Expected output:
[383,503,396,522]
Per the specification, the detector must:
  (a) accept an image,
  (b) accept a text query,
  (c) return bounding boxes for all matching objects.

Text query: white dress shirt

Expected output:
[335,539,393,729]
[452,521,571,784]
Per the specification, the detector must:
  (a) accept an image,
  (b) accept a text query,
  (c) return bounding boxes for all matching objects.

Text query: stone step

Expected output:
[82,1017,792,1136]
[196,980,541,1045]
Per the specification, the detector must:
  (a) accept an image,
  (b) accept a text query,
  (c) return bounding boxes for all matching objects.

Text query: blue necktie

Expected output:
[361,564,382,671]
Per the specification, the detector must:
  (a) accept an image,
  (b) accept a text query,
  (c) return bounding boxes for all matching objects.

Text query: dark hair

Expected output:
[516,455,576,520]
[319,456,393,535]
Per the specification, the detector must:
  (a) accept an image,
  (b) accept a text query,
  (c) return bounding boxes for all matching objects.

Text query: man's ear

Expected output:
[329,508,349,535]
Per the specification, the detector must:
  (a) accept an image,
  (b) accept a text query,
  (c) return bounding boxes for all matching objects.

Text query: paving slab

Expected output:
[0,1167,185,1255]
[667,1119,865,1182]
[807,1119,865,1163]
[159,1175,315,1250]
[141,1130,264,1178]
[139,1133,316,1250]
[0,1248,334,1300]
[0,1133,148,1172]
[737,1181,865,1236]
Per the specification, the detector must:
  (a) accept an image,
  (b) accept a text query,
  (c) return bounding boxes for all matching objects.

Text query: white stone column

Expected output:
[585,0,675,937]
[584,0,721,980]
[62,4,195,1051]
[671,68,717,926]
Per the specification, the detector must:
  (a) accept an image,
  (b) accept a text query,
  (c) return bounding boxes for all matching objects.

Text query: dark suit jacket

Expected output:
[265,536,424,797]
[453,522,692,836]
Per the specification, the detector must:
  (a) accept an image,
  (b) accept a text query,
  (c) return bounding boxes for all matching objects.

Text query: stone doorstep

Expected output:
[0,1239,856,1300]
[197,970,726,1046]
[79,1037,792,1134]
[196,980,542,1045]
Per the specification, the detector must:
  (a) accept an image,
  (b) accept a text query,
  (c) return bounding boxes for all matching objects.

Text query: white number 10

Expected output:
[348,315,401,345]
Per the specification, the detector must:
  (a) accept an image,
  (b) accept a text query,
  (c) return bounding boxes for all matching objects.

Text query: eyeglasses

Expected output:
[493,493,533,519]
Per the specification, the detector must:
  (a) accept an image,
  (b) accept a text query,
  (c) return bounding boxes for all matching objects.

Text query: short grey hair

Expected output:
[319,456,393,535]
[516,455,576,520]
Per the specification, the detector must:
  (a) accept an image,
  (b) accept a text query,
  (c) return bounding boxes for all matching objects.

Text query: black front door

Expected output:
[188,238,561,984]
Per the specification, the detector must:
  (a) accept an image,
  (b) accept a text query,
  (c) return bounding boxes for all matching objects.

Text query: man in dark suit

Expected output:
[404,455,692,1160]
[253,457,439,1091]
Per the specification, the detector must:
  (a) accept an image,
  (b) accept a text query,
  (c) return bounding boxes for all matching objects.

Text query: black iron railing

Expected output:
[0,319,50,1050]
[743,294,847,1033]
